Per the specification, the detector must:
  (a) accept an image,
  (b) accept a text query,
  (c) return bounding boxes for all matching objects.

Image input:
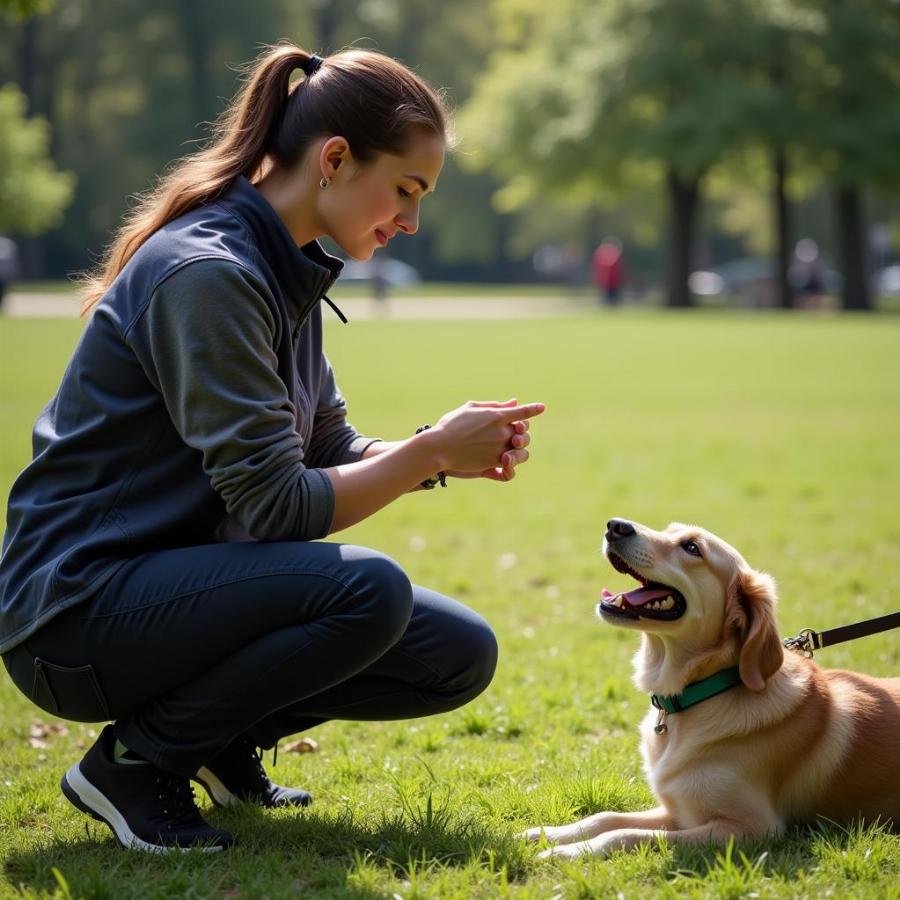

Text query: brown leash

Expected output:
[783,610,900,658]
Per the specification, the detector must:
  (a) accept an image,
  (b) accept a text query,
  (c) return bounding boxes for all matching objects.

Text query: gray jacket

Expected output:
[0,176,377,654]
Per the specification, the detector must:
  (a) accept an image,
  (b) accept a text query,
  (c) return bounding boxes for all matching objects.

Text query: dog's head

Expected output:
[597,518,783,691]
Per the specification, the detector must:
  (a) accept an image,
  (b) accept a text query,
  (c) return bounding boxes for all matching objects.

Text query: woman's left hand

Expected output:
[444,399,533,483]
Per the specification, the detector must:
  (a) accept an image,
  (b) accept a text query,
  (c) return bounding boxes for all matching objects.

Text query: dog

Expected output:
[524,518,900,859]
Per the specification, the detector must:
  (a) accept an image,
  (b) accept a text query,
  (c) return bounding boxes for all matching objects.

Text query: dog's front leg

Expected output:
[538,818,766,859]
[524,806,673,847]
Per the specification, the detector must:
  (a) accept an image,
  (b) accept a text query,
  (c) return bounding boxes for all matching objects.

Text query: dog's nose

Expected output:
[606,518,636,540]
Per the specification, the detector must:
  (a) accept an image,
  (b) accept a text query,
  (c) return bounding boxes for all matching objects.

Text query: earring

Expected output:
[319,176,331,190]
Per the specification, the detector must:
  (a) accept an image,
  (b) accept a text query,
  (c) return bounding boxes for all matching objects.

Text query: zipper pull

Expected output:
[322,294,348,324]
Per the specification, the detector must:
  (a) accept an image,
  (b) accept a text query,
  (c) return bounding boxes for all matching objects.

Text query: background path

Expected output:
[3,291,596,320]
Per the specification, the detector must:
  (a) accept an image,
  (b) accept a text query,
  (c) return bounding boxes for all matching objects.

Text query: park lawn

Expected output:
[0,310,898,899]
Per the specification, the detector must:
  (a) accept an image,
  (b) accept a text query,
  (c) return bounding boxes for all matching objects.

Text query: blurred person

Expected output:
[0,44,544,853]
[592,236,627,305]
[0,236,20,313]
[789,238,826,310]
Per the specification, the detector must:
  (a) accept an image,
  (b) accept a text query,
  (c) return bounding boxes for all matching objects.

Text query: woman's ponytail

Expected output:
[78,43,318,315]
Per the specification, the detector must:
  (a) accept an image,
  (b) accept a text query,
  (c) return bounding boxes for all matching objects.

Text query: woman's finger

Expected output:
[510,432,530,450]
[498,402,545,423]
[502,449,530,468]
[466,398,518,409]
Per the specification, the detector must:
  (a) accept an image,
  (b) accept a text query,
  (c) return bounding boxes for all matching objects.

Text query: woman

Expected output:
[0,44,543,853]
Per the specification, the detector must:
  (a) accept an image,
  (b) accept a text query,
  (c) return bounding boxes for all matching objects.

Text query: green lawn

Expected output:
[1,311,899,898]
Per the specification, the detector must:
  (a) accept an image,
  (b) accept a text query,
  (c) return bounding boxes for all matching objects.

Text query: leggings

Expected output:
[2,541,498,776]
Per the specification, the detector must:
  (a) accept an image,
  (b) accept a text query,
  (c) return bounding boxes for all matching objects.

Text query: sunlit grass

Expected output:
[1,310,898,897]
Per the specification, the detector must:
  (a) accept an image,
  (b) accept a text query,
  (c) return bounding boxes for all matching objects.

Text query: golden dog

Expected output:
[524,518,900,859]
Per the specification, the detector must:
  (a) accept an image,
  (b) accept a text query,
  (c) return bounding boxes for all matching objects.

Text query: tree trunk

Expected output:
[20,17,38,115]
[178,0,213,127]
[18,17,43,279]
[773,145,793,309]
[666,169,699,308]
[834,185,871,311]
[315,2,340,53]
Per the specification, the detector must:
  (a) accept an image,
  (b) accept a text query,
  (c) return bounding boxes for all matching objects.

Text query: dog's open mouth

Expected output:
[598,551,687,621]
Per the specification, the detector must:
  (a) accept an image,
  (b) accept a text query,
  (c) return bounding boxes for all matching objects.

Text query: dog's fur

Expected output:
[524,520,900,859]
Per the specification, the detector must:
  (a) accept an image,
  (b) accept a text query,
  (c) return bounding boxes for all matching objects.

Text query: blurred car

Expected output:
[339,257,421,287]
[876,265,900,298]
[689,256,841,305]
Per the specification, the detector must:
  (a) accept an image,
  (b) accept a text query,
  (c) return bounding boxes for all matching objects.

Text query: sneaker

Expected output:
[194,737,312,809]
[60,725,234,853]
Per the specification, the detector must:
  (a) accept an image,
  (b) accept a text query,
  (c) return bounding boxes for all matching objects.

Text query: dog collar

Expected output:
[650,666,742,715]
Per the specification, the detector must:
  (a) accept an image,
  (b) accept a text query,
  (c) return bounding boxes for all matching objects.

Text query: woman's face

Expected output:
[321,130,445,261]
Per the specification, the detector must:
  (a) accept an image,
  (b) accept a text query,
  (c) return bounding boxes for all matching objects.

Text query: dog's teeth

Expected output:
[613,595,624,608]
[661,597,675,610]
[651,600,661,610]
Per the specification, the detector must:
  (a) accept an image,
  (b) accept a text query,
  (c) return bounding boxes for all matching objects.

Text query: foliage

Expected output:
[0,83,74,234]
[460,0,786,206]
[0,0,51,19]
[2,310,900,896]
[1,0,899,286]
[0,0,519,279]
[789,0,900,190]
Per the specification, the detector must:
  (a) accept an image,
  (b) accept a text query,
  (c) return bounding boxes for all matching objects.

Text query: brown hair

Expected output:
[79,43,451,315]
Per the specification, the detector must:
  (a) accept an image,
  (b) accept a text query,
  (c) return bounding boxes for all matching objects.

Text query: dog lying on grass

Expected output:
[524,518,900,859]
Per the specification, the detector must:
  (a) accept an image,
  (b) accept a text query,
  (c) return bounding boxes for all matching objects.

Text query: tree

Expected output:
[0,0,51,17]
[789,0,900,310]
[0,83,74,234]
[461,0,778,307]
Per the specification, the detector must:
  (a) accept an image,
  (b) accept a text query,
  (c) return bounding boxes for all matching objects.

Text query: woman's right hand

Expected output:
[427,400,545,474]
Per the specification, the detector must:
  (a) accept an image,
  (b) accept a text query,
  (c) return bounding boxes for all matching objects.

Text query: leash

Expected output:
[782,610,900,659]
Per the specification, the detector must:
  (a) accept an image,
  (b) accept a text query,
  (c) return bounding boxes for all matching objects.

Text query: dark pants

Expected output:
[2,542,498,776]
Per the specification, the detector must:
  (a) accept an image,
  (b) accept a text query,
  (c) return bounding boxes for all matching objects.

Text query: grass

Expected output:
[1,309,899,898]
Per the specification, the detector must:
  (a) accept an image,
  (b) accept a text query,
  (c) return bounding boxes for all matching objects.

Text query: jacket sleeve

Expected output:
[127,258,334,541]
[304,352,381,469]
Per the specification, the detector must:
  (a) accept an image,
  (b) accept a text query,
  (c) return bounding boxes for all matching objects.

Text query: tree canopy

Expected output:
[0,83,74,234]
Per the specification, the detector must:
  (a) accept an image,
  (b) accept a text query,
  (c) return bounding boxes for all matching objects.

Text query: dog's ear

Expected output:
[726,569,783,692]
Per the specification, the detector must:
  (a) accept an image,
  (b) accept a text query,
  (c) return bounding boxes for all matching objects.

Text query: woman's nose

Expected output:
[397,208,419,235]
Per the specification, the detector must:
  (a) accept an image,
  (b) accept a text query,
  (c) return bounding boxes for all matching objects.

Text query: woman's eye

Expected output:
[681,540,702,557]
[398,187,411,198]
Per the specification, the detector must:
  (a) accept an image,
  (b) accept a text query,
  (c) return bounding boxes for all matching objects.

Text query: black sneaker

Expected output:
[60,725,234,853]
[194,737,312,809]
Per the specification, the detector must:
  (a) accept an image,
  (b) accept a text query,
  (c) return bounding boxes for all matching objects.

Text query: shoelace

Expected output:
[155,773,206,830]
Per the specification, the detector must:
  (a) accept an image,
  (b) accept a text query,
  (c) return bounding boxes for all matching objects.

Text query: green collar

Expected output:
[650,666,743,715]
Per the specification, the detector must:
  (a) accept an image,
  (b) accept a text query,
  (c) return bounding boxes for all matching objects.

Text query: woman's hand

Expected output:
[430,398,544,483]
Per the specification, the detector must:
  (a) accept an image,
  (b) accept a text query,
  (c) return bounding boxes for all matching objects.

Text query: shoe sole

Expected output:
[193,767,234,808]
[193,767,312,808]
[61,763,226,854]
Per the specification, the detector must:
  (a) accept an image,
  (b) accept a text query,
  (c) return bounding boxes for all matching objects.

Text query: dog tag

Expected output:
[654,709,668,734]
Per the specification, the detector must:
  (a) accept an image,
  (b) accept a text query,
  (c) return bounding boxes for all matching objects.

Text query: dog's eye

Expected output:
[681,540,702,557]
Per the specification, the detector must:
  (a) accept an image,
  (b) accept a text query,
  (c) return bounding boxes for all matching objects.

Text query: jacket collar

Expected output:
[220,176,343,314]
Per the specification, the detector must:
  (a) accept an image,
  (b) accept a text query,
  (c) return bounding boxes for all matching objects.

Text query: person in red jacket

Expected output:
[592,236,627,305]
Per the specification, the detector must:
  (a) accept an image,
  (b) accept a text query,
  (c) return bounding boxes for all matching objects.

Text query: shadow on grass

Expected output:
[663,819,898,888]
[3,797,531,897]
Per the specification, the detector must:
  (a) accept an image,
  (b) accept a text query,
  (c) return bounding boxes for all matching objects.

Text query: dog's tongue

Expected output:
[602,586,672,607]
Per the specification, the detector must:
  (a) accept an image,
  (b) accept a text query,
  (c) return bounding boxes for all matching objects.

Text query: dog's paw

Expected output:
[521,826,546,842]
[537,841,593,861]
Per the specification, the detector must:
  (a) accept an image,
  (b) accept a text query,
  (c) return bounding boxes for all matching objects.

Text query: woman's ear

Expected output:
[727,569,783,691]
[319,136,351,180]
